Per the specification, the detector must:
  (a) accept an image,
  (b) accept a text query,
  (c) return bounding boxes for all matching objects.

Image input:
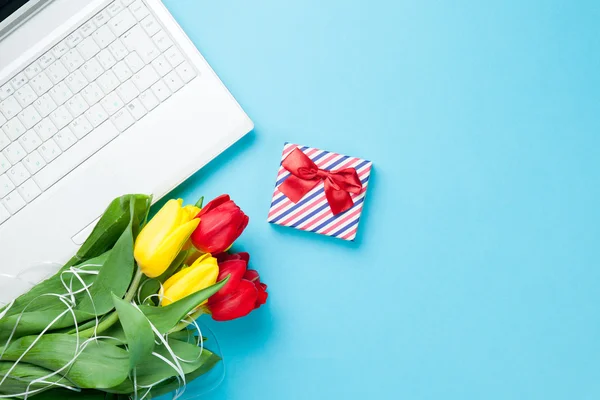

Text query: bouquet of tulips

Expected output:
[0,194,267,399]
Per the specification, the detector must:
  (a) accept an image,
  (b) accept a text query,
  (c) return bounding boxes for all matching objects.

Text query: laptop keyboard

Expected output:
[0,0,197,226]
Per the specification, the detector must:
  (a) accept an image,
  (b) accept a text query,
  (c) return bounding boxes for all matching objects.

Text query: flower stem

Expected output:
[78,268,144,338]
[169,306,208,333]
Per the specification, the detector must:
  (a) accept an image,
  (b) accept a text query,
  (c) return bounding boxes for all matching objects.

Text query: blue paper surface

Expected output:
[158,0,600,398]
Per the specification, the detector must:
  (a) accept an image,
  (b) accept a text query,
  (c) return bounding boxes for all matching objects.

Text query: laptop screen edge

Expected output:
[0,0,53,41]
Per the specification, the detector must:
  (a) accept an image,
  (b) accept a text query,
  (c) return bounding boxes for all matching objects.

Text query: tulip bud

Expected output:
[207,252,268,321]
[160,253,219,306]
[190,195,249,254]
[134,199,200,278]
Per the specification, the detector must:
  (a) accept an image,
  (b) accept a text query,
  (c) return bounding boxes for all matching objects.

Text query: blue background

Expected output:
[159,0,600,399]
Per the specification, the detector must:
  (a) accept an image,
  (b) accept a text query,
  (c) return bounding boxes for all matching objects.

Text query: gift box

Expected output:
[267,143,372,241]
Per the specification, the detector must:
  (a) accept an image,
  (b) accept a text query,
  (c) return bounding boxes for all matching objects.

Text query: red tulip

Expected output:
[208,252,268,321]
[190,195,249,254]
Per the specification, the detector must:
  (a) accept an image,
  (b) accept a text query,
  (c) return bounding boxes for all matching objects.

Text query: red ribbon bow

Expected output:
[278,148,363,215]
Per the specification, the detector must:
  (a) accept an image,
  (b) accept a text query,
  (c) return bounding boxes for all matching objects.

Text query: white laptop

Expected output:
[0,0,253,277]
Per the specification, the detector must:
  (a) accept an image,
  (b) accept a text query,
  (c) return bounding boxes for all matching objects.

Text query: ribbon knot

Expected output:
[278,148,363,215]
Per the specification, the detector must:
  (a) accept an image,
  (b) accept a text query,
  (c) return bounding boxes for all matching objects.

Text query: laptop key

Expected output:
[126,98,146,120]
[81,82,105,106]
[124,52,144,73]
[115,80,139,104]
[0,83,15,101]
[63,49,85,73]
[93,25,117,49]
[108,9,136,37]
[0,174,15,198]
[14,85,38,108]
[22,151,46,174]
[139,89,158,111]
[33,94,57,118]
[4,142,26,164]
[113,61,133,83]
[50,106,74,130]
[81,59,104,82]
[10,73,27,90]
[164,70,184,93]
[34,118,58,141]
[47,60,69,84]
[54,128,78,149]
[131,65,159,92]
[93,10,110,27]
[3,118,27,141]
[129,0,149,21]
[65,94,89,118]
[0,131,8,150]
[18,106,42,130]
[0,97,23,119]
[52,41,70,58]
[85,104,109,127]
[48,82,74,106]
[24,62,42,80]
[19,130,42,153]
[69,115,93,139]
[30,72,53,96]
[77,37,101,61]
[3,191,26,214]
[0,203,9,224]
[152,30,173,52]
[151,80,170,102]
[7,163,30,186]
[140,15,160,37]
[65,71,89,94]
[65,31,84,48]
[111,107,134,132]
[79,21,97,38]
[108,39,129,61]
[107,2,124,17]
[38,139,62,163]
[37,53,56,70]
[151,55,172,77]
[121,25,159,63]
[0,153,10,172]
[18,179,42,203]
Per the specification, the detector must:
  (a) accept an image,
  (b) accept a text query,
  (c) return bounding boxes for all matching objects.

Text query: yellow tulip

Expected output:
[134,199,200,278]
[160,253,219,306]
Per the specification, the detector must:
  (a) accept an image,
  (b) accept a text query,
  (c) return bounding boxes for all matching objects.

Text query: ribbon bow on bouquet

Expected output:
[278,148,363,215]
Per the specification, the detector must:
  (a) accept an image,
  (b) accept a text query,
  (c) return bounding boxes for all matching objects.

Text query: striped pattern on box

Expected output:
[267,143,372,241]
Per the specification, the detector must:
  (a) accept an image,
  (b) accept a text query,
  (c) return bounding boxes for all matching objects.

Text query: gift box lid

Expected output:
[268,143,372,241]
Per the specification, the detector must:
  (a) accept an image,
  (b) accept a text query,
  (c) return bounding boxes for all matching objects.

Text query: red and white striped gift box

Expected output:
[267,143,372,241]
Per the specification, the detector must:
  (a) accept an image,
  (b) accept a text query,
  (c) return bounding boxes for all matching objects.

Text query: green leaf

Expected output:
[139,277,228,334]
[0,309,93,342]
[149,349,221,398]
[64,317,99,335]
[0,334,129,389]
[76,194,152,262]
[0,361,74,396]
[98,321,127,345]
[195,196,204,208]
[106,339,219,394]
[112,295,155,369]
[2,252,109,318]
[77,211,135,316]
[168,329,207,344]
[31,389,122,400]
[137,279,161,306]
